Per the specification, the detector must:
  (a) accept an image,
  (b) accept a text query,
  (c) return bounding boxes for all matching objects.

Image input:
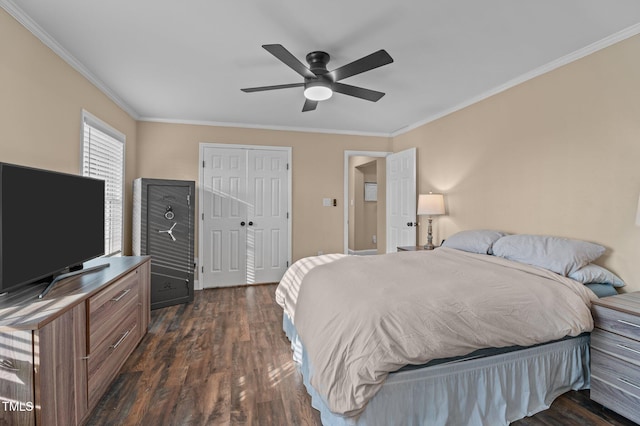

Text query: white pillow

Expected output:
[441,230,507,254]
[492,234,605,276]
[569,264,625,287]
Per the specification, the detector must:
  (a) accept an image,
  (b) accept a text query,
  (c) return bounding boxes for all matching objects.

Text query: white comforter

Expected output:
[275,252,347,323]
[275,247,596,418]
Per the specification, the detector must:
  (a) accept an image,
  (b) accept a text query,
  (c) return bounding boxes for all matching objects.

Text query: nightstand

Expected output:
[397,246,430,252]
[590,292,640,424]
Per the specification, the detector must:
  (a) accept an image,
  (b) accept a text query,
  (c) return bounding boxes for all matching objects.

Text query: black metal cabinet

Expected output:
[133,178,195,309]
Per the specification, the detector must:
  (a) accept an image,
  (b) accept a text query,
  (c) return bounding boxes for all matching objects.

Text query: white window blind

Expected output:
[82,111,125,257]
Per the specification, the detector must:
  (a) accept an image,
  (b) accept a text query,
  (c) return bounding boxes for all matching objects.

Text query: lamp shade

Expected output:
[417,193,445,216]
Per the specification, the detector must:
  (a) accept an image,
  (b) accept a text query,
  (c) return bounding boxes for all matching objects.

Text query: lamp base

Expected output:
[424,217,435,250]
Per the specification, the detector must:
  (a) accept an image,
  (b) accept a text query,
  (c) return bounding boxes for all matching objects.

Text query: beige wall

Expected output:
[375,157,387,254]
[135,122,391,263]
[394,34,640,291]
[0,9,138,254]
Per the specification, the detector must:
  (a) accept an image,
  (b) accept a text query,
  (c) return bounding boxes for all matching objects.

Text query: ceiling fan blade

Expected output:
[330,50,393,82]
[302,99,318,112]
[333,82,385,102]
[241,82,304,93]
[263,44,316,79]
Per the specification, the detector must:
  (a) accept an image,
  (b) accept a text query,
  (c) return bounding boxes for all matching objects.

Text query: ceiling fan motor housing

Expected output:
[306,51,331,75]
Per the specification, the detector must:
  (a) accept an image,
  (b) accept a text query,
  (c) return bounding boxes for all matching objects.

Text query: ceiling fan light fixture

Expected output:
[241,45,394,111]
[304,81,333,101]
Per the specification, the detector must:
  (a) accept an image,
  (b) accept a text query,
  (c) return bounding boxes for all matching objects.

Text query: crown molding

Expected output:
[1,0,139,120]
[391,22,640,137]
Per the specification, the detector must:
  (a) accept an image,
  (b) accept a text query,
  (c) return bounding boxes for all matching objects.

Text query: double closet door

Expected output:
[201,145,290,288]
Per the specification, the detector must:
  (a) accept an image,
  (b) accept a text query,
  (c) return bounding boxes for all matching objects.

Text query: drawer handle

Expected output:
[618,377,640,391]
[110,329,131,350]
[617,319,640,329]
[617,343,640,356]
[111,288,131,302]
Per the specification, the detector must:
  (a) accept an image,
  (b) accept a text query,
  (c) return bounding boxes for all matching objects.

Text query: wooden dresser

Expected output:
[0,256,150,426]
[590,291,640,424]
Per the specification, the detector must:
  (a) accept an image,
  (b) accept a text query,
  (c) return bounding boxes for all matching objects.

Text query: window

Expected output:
[81,111,125,257]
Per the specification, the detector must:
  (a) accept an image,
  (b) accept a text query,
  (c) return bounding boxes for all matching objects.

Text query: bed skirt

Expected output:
[283,313,590,426]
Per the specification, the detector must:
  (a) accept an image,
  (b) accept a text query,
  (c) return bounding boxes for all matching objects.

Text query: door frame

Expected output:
[343,150,391,255]
[198,143,292,290]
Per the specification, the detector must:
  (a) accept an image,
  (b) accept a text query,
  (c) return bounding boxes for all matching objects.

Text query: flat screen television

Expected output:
[0,162,105,295]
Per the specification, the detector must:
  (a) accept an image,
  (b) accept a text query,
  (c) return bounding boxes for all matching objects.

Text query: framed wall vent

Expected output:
[364,182,377,202]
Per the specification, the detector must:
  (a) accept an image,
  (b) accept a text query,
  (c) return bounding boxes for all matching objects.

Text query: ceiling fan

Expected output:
[241,44,394,112]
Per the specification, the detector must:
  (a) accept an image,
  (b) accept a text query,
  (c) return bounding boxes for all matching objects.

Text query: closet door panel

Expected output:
[202,147,248,287]
[247,149,289,283]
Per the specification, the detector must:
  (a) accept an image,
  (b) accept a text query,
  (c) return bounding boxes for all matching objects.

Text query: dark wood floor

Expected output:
[87,284,638,426]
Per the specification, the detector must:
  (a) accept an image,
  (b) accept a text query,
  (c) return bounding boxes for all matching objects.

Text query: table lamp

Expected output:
[417,193,446,250]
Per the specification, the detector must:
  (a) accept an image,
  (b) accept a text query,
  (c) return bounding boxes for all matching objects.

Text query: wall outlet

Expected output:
[322,198,332,207]
[372,235,377,244]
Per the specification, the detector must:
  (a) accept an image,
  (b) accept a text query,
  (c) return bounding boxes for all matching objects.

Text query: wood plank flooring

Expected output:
[87,284,638,426]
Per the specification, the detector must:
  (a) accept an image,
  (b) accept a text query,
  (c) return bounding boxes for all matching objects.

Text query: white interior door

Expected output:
[202,147,248,286]
[201,145,291,288]
[386,148,417,252]
[246,149,289,283]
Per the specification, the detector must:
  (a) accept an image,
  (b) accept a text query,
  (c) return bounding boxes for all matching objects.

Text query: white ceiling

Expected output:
[4,0,640,136]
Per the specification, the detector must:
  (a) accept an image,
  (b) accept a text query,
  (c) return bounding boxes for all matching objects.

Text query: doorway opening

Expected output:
[343,151,390,255]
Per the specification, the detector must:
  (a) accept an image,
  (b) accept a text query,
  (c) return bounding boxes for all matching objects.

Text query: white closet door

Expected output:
[386,148,417,252]
[246,149,289,283]
[201,145,290,288]
[202,147,248,287]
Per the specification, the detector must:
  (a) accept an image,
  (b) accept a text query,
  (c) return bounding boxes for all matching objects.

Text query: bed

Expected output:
[275,232,617,425]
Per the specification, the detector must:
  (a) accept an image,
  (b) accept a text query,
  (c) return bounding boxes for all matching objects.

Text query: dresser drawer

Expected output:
[591,349,640,399]
[87,303,140,407]
[89,269,140,351]
[591,376,640,424]
[591,329,640,368]
[592,304,640,341]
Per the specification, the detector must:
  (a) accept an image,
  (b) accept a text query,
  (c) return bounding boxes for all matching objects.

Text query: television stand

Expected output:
[0,256,150,425]
[38,262,110,299]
